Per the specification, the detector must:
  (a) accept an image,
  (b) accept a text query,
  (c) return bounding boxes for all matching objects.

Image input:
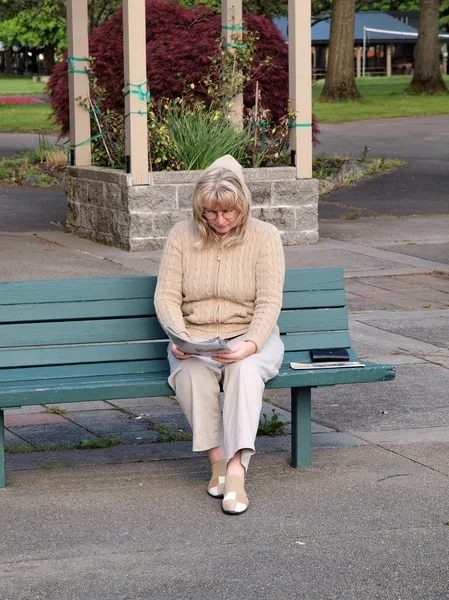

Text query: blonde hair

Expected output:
[192,167,251,249]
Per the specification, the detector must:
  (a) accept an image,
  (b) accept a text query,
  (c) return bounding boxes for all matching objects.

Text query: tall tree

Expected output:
[0,0,122,74]
[406,0,448,93]
[318,0,361,101]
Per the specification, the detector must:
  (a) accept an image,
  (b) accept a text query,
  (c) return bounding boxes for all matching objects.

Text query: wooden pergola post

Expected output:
[356,46,362,78]
[442,43,448,76]
[66,0,91,166]
[288,0,312,179]
[221,0,243,125]
[123,0,149,184]
[386,44,392,77]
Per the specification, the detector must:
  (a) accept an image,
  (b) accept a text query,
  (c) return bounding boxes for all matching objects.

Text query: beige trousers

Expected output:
[167,333,284,471]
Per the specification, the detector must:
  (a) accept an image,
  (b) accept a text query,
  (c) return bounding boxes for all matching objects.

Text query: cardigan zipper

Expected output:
[214,247,222,330]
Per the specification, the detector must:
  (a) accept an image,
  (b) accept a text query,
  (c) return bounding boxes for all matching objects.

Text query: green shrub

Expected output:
[164,100,254,171]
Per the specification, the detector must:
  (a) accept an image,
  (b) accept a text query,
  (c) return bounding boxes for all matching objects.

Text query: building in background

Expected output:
[274,11,448,79]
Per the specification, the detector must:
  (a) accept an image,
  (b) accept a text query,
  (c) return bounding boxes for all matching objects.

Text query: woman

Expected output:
[154,155,285,515]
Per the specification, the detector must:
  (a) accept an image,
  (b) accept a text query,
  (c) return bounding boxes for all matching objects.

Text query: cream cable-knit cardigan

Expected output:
[154,216,285,351]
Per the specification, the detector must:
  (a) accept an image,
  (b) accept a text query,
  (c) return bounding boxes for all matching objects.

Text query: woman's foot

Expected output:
[222,473,248,515]
[207,459,226,498]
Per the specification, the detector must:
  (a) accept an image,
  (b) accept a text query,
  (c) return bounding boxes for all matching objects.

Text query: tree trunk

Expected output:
[407,0,448,95]
[318,0,361,101]
[5,49,13,75]
[44,44,56,76]
[30,48,38,74]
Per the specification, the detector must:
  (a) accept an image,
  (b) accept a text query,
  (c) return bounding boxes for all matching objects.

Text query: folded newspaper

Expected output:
[290,361,365,370]
[164,326,231,356]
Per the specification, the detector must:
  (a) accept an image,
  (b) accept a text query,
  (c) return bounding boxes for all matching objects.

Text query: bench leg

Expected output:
[0,410,5,488]
[290,387,312,468]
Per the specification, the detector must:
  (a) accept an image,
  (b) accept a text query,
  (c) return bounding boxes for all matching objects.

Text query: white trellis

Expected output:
[66,0,312,180]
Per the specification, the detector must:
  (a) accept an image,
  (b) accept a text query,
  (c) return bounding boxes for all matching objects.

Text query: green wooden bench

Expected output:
[0,268,396,487]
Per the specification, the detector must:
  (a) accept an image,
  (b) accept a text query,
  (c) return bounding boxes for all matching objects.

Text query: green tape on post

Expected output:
[64,131,109,162]
[222,42,249,49]
[124,80,150,103]
[67,56,89,74]
[288,123,313,127]
[222,25,246,31]
[125,111,148,119]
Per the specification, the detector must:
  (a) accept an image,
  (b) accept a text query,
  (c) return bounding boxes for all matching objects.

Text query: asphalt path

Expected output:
[315,114,449,220]
[0,187,66,231]
[0,132,62,160]
[315,115,449,160]
[318,158,449,219]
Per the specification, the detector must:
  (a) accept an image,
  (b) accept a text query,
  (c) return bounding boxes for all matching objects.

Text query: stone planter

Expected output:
[65,166,319,251]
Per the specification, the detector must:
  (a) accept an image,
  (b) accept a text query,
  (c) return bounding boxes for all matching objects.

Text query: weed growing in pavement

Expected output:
[5,442,74,454]
[257,408,291,436]
[430,271,449,278]
[151,424,193,443]
[345,211,361,220]
[317,150,402,198]
[421,304,432,309]
[43,406,68,415]
[75,438,125,450]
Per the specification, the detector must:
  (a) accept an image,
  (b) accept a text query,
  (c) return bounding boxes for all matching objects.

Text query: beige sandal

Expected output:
[222,474,248,515]
[207,459,226,498]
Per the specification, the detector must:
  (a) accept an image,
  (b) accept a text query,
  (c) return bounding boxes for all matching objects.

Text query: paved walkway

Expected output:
[0,118,448,600]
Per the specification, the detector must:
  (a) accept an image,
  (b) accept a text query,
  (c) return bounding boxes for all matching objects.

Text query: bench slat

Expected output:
[0,277,156,305]
[281,289,345,310]
[0,317,166,348]
[0,299,157,324]
[278,308,348,333]
[282,331,350,351]
[0,374,174,408]
[0,360,170,383]
[0,290,346,325]
[0,341,170,369]
[283,268,344,292]
[266,361,396,388]
[283,347,358,365]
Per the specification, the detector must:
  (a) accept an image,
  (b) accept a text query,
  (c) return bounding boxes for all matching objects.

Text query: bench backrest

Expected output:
[0,268,349,370]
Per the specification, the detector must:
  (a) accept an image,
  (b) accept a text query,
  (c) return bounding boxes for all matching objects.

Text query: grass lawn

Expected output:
[0,74,47,95]
[313,75,449,123]
[0,105,59,134]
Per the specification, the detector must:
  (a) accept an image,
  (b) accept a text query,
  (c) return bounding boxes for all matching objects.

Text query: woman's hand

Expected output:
[212,341,257,364]
[171,331,192,360]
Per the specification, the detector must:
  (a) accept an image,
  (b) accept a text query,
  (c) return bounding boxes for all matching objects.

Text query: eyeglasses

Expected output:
[203,209,237,220]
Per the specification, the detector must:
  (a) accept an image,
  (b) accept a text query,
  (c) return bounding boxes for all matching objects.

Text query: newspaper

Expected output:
[290,361,365,370]
[164,326,231,356]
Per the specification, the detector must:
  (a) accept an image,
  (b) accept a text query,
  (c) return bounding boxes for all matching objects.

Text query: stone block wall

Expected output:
[65,166,319,251]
